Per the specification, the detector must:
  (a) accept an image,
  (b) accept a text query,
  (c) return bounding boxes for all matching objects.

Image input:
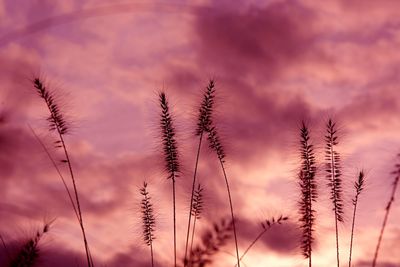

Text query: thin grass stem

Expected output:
[33,78,93,267]
[349,171,365,267]
[235,216,288,266]
[28,124,79,222]
[184,133,203,266]
[159,92,180,267]
[372,157,400,267]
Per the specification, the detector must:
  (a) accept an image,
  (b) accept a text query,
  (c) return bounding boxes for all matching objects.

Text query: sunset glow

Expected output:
[1,1,400,267]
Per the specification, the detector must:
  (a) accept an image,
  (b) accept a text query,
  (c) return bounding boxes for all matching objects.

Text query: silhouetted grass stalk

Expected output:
[372,156,400,267]
[349,171,365,267]
[298,122,317,267]
[184,133,203,267]
[235,216,288,266]
[9,222,51,267]
[184,80,215,266]
[188,184,204,266]
[159,92,180,267]
[33,78,93,267]
[325,119,343,267]
[207,127,241,267]
[140,182,156,267]
[188,219,233,267]
[28,125,79,222]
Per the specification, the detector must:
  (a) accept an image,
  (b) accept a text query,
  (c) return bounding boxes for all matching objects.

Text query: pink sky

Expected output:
[1,0,400,266]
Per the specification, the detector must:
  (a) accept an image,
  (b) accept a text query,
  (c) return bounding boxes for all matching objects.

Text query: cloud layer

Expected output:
[1,0,400,266]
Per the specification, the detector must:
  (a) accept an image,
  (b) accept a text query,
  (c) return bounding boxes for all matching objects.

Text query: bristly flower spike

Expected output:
[32,77,93,267]
[207,126,226,163]
[196,80,215,136]
[298,122,317,267]
[325,119,344,267]
[9,222,52,267]
[33,78,69,135]
[159,91,180,267]
[184,80,216,267]
[140,182,156,267]
[206,125,239,266]
[159,92,180,180]
[188,184,205,265]
[349,171,365,267]
[191,184,204,219]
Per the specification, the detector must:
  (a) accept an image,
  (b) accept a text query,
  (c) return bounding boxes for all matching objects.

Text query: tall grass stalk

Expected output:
[235,216,288,266]
[348,171,365,267]
[298,122,317,267]
[207,126,241,267]
[372,156,400,267]
[28,125,79,222]
[159,92,180,267]
[140,182,156,267]
[33,78,93,267]
[325,119,343,267]
[184,80,215,266]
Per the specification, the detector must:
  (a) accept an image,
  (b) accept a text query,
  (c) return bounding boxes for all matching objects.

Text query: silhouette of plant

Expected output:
[18,76,388,267]
[140,182,156,267]
[188,218,233,267]
[372,154,400,267]
[325,119,343,267]
[207,126,240,267]
[235,215,288,266]
[188,184,204,265]
[29,126,79,223]
[298,122,317,267]
[32,78,93,267]
[159,92,180,267]
[184,80,215,266]
[349,171,365,267]
[9,222,52,267]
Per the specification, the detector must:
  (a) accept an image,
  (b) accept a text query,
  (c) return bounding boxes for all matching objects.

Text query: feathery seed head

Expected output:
[159,92,180,180]
[207,126,225,163]
[140,182,156,246]
[298,122,317,259]
[391,155,400,179]
[33,77,69,135]
[10,222,51,267]
[188,218,233,267]
[352,170,365,207]
[325,118,344,222]
[261,215,288,230]
[191,184,204,219]
[196,80,216,136]
[355,171,365,195]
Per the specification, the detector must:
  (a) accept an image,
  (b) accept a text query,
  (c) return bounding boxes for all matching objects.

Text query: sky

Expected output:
[1,0,400,266]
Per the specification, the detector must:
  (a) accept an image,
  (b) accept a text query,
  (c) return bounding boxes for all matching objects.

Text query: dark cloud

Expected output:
[164,1,323,166]
[0,51,40,180]
[193,1,317,79]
